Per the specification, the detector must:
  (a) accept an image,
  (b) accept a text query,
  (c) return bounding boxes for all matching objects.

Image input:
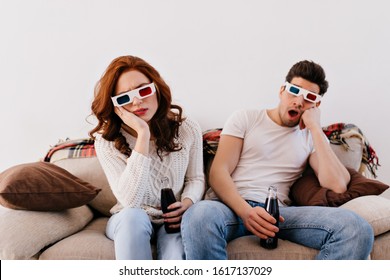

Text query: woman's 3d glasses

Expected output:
[284,82,322,103]
[111,83,156,107]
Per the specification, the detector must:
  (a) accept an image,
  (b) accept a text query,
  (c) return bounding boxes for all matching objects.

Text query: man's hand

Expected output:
[241,206,284,239]
[299,106,321,130]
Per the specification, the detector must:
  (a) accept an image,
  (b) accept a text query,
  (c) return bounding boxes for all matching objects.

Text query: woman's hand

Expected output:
[115,106,151,156]
[115,106,149,136]
[162,198,193,229]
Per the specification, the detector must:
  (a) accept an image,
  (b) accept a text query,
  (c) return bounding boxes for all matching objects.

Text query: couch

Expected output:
[1,124,390,260]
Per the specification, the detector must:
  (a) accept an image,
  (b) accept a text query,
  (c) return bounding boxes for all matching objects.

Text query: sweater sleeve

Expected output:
[94,134,151,208]
[180,118,206,204]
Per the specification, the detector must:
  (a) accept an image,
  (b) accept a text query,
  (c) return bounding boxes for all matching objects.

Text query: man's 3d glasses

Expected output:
[285,82,322,103]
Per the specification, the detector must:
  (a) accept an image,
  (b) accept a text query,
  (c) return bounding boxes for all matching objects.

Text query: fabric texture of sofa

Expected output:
[1,123,390,260]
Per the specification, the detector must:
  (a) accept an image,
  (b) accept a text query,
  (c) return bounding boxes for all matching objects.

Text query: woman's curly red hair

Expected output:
[89,55,184,159]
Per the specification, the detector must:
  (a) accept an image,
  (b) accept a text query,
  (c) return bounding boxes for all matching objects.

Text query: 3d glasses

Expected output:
[284,82,322,103]
[111,83,156,107]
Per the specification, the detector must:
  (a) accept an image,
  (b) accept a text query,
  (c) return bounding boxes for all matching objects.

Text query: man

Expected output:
[181,60,374,259]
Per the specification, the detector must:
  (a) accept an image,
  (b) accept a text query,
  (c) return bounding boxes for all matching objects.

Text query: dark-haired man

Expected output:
[182,60,373,259]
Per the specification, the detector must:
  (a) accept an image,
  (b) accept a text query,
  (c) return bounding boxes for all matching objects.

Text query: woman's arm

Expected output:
[94,134,151,208]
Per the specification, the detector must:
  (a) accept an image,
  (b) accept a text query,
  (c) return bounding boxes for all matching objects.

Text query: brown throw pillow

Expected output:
[290,167,389,207]
[0,162,101,211]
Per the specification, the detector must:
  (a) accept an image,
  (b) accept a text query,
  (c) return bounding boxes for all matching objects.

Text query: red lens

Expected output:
[139,86,152,97]
[306,93,317,101]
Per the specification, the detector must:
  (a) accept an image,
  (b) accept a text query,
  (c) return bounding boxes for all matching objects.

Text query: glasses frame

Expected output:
[111,83,156,107]
[284,82,322,103]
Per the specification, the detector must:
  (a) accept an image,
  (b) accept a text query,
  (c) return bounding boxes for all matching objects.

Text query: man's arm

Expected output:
[303,108,350,193]
[209,135,280,239]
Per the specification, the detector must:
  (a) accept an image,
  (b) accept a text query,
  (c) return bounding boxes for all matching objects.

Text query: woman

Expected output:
[89,55,205,260]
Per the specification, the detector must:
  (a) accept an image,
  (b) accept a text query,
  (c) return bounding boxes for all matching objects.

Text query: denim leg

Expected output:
[181,200,248,260]
[155,225,185,260]
[278,206,374,259]
[106,207,154,260]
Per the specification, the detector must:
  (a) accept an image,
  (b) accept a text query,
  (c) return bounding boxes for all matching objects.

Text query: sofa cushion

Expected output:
[340,195,390,236]
[0,204,93,259]
[290,167,389,207]
[0,162,101,211]
[53,157,116,217]
[227,235,318,260]
[370,231,390,260]
[43,138,116,216]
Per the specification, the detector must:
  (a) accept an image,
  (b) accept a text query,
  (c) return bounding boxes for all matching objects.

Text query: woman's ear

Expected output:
[316,101,321,107]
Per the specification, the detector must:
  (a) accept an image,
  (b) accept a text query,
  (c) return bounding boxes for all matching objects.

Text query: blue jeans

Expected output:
[181,200,374,260]
[106,207,185,260]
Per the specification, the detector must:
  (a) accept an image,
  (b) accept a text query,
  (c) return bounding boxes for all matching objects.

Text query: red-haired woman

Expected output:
[89,55,205,260]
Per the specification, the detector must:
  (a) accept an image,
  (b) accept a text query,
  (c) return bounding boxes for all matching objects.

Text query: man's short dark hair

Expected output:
[285,60,329,96]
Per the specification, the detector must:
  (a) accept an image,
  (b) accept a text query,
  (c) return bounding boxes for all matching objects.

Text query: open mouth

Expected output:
[288,109,300,118]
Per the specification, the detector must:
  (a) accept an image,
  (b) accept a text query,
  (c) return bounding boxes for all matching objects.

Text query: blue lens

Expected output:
[289,86,300,95]
[117,95,131,105]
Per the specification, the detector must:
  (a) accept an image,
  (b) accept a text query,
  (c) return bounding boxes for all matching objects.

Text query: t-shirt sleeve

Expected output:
[221,110,249,139]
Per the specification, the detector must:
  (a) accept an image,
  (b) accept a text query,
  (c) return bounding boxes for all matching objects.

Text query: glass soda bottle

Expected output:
[160,177,180,234]
[260,186,280,249]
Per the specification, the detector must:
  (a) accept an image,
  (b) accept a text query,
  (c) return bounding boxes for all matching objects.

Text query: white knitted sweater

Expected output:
[94,117,205,223]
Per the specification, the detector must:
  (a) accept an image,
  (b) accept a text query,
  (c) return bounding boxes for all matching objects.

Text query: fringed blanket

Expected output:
[322,123,380,178]
[44,138,96,163]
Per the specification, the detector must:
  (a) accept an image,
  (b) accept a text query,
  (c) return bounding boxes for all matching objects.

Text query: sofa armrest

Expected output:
[0,205,93,259]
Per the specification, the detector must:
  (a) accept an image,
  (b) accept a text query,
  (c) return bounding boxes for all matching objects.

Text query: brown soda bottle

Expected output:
[160,177,180,234]
[260,186,279,249]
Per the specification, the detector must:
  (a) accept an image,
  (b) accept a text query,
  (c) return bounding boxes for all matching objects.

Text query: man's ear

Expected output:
[279,85,285,98]
[315,101,321,107]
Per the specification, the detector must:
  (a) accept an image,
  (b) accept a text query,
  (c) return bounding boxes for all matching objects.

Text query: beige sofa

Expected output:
[1,128,390,260]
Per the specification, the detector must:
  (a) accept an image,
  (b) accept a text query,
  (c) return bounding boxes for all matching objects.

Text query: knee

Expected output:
[336,209,374,247]
[349,212,374,244]
[182,200,227,234]
[114,208,152,236]
[183,201,221,227]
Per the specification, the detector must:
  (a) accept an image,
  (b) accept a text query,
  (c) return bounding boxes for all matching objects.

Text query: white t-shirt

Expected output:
[208,109,314,206]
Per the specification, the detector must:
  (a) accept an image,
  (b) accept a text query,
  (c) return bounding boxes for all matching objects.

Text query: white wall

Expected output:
[1,0,389,184]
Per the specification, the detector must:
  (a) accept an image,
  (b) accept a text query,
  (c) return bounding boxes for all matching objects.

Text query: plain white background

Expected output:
[1,0,389,184]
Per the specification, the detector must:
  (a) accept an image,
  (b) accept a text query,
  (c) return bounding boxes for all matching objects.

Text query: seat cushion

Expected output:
[39,217,115,260]
[227,235,318,260]
[370,231,390,260]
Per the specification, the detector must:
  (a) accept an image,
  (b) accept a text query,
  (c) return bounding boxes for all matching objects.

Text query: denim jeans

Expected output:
[106,207,185,260]
[181,200,374,260]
